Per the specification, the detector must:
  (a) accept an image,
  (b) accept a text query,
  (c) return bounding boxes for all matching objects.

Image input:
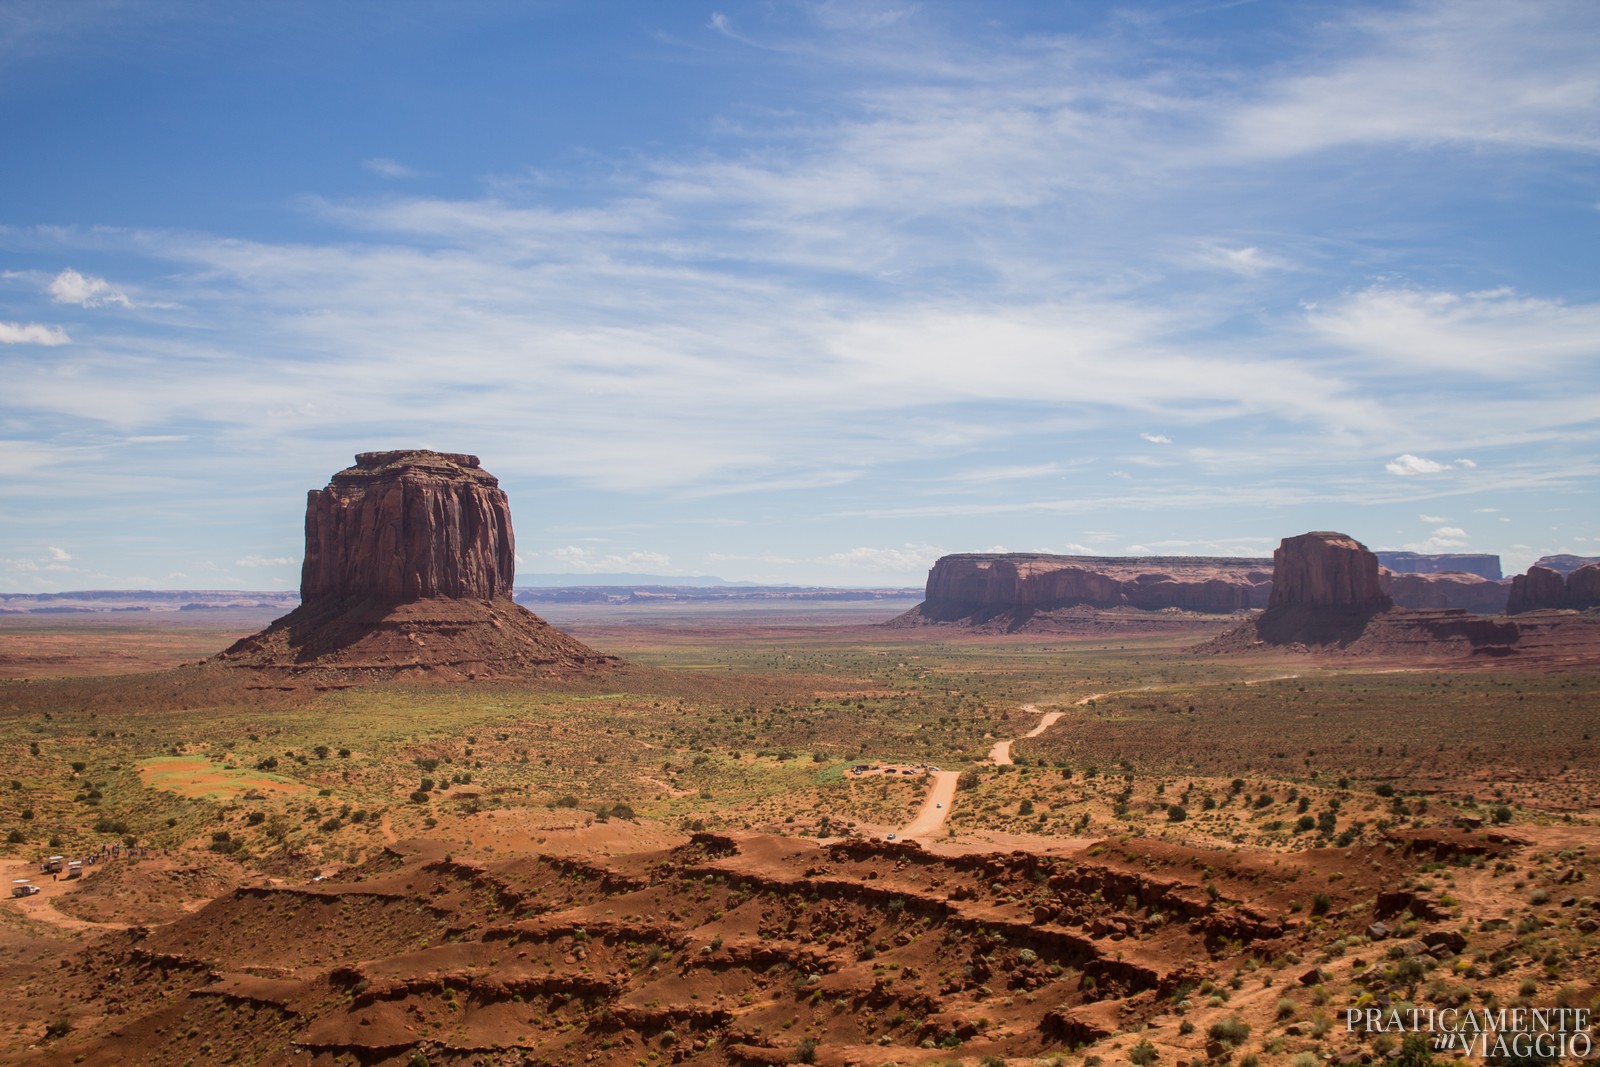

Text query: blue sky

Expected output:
[1,0,1596,590]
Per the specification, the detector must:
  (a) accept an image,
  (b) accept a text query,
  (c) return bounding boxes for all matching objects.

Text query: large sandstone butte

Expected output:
[219,450,615,680]
[1506,563,1600,615]
[1251,532,1393,646]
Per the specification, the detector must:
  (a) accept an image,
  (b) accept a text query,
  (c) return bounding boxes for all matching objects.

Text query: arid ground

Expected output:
[1,602,1597,1065]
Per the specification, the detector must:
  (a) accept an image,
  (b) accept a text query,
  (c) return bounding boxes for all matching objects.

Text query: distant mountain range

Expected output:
[515,572,760,587]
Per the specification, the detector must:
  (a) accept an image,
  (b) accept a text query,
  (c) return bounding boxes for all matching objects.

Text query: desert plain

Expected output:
[1,587,1598,1067]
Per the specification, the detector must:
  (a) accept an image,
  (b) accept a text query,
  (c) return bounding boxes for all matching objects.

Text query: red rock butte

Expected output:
[218,450,616,680]
[301,450,515,605]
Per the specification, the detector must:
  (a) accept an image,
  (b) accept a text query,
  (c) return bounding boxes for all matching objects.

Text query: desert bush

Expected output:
[1208,1018,1250,1047]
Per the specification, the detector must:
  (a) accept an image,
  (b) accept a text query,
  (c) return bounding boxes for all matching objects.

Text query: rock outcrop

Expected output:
[1381,571,1510,614]
[894,553,1272,630]
[1506,563,1600,614]
[1374,551,1502,580]
[301,451,514,605]
[1267,533,1391,612]
[218,451,615,680]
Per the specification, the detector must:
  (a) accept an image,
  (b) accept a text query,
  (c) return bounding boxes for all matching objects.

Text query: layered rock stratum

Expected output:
[218,450,615,680]
[892,546,1526,633]
[890,553,1273,631]
[1380,571,1509,614]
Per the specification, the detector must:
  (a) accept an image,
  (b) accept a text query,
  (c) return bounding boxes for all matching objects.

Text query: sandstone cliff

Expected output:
[219,451,615,680]
[1373,551,1502,580]
[301,450,515,605]
[1267,532,1391,611]
[1380,571,1510,614]
[895,553,1272,630]
[1506,563,1600,614]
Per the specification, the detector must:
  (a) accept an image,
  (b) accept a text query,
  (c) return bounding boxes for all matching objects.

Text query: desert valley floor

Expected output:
[1,600,1597,1066]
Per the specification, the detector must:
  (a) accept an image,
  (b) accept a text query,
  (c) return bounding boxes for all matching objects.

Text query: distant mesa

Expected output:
[890,553,1274,632]
[1381,570,1509,614]
[1530,554,1600,576]
[218,450,616,680]
[1374,551,1501,581]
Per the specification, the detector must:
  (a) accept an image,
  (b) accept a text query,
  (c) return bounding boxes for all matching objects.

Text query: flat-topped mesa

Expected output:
[1267,532,1392,611]
[896,552,1274,629]
[301,450,514,606]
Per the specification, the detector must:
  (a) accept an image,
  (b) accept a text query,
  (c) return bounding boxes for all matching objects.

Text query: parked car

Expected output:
[11,880,40,897]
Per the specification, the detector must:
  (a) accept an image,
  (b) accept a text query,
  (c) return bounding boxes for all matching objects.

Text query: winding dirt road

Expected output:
[896,673,1306,840]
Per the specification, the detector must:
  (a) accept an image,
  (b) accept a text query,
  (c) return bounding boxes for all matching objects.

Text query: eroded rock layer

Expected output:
[35,830,1437,1067]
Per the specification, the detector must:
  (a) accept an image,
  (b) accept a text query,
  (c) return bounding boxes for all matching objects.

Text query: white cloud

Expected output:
[363,157,421,179]
[824,543,943,574]
[1386,454,1453,476]
[46,546,71,561]
[1418,514,1448,523]
[545,546,673,573]
[49,267,132,308]
[1405,525,1470,552]
[1140,433,1172,444]
[1307,287,1600,378]
[236,555,295,567]
[1225,3,1600,157]
[0,321,70,345]
[1193,246,1289,275]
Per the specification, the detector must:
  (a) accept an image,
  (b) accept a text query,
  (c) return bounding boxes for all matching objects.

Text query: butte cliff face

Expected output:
[219,451,615,680]
[1266,532,1392,612]
[1506,563,1600,614]
[301,451,515,605]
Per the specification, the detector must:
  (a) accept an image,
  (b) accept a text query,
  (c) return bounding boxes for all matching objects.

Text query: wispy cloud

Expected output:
[1386,454,1455,476]
[235,555,294,567]
[0,321,70,345]
[1140,433,1173,444]
[362,157,422,179]
[48,267,132,307]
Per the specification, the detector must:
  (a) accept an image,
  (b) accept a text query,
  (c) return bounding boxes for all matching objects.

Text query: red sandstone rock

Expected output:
[1381,570,1510,613]
[907,553,1272,625]
[1507,565,1568,614]
[1267,532,1391,610]
[301,450,514,605]
[1569,564,1600,608]
[1508,563,1600,614]
[219,450,614,680]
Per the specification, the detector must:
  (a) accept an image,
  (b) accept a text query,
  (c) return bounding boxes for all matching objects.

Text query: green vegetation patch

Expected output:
[139,755,311,800]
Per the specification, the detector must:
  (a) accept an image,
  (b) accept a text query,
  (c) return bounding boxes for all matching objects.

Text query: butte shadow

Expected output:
[216,450,618,682]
